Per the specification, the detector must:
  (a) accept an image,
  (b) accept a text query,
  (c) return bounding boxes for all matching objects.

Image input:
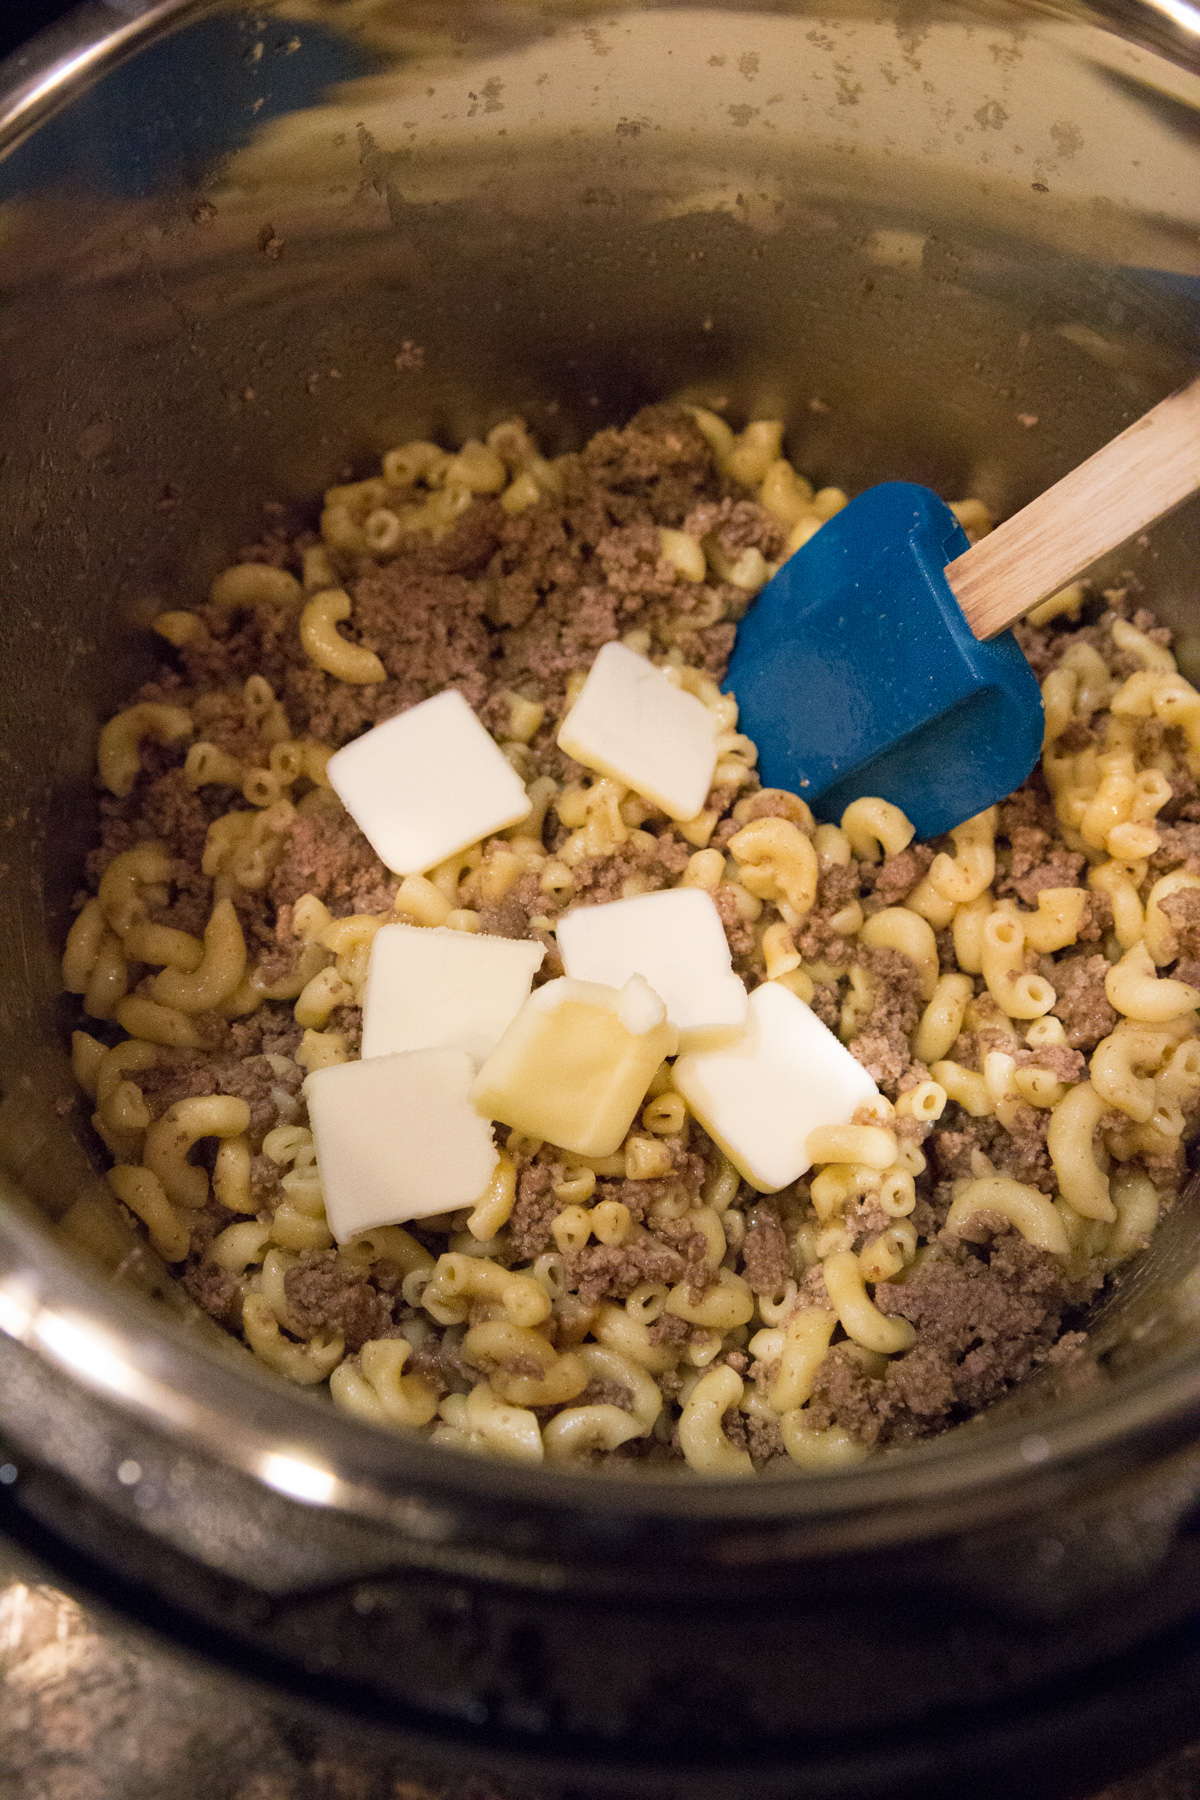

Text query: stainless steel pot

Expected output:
[1,3,1199,1793]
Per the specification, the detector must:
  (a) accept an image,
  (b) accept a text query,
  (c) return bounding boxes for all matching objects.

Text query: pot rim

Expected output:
[2,0,1198,164]
[2,1175,1200,1553]
[0,0,222,162]
[2,0,1200,1561]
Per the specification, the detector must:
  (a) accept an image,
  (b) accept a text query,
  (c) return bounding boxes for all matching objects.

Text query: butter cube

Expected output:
[470,975,679,1158]
[327,689,531,875]
[672,982,878,1193]
[557,641,718,822]
[556,889,747,1050]
[362,924,544,1064]
[305,1049,497,1240]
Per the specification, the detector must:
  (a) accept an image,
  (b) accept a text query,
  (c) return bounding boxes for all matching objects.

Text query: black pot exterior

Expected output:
[2,1306,1200,1800]
[0,2,1199,1793]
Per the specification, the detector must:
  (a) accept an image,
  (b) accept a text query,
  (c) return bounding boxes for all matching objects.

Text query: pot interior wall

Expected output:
[0,0,1198,1414]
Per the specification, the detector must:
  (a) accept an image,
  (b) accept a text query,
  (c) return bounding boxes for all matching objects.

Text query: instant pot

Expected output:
[1,2,1199,1794]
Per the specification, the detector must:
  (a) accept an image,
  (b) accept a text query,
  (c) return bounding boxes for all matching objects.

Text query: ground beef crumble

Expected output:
[507,1163,560,1260]
[1051,954,1120,1052]
[565,1242,687,1307]
[741,1203,793,1296]
[846,946,925,1094]
[807,1226,1100,1446]
[284,1250,401,1351]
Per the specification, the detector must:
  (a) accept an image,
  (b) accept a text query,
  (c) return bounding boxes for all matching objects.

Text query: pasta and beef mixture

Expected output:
[63,404,1200,1474]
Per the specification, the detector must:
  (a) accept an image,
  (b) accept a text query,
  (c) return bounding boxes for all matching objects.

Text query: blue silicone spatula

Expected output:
[726,376,1200,840]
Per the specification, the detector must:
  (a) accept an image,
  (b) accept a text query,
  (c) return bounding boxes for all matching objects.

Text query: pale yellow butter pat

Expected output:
[470,974,679,1158]
[326,689,531,875]
[673,982,878,1192]
[556,888,747,1050]
[305,1048,498,1240]
[362,923,544,1064]
[557,640,718,822]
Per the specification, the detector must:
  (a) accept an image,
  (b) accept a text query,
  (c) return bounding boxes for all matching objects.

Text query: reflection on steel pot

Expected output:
[0,2,1198,1795]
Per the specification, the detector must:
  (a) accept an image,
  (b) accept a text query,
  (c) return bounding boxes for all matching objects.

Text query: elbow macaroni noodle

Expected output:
[300,589,387,684]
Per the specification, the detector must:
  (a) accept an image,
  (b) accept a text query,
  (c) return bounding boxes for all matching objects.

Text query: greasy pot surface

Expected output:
[0,1,1199,1791]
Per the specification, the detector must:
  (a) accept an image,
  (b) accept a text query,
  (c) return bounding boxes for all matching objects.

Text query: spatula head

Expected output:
[725,483,1045,841]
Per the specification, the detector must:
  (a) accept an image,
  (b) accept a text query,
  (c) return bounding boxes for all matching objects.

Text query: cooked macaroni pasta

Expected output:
[62,405,1200,1472]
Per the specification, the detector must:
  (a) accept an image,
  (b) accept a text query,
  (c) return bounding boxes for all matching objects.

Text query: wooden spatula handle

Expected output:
[946,375,1200,642]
